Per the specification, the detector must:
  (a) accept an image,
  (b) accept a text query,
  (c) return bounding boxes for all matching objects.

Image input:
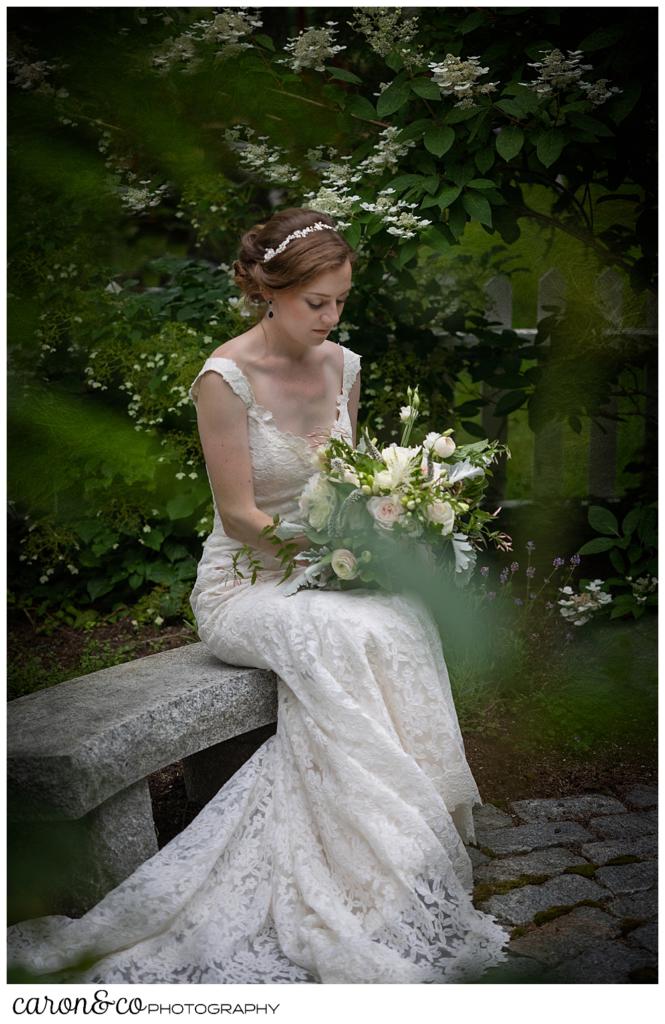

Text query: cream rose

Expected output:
[298,473,337,531]
[367,494,404,530]
[426,499,455,535]
[424,432,456,458]
[331,548,359,580]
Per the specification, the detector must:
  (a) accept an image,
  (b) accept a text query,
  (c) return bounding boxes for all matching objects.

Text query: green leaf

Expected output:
[466,178,496,189]
[566,112,614,137]
[87,577,115,600]
[346,94,378,121]
[577,24,625,51]
[495,98,527,119]
[396,119,431,143]
[588,504,620,536]
[343,221,362,248]
[461,420,487,438]
[142,528,165,551]
[462,191,492,227]
[496,125,525,161]
[578,537,617,555]
[421,174,440,195]
[609,548,626,573]
[166,492,201,521]
[435,184,462,209]
[475,146,495,173]
[376,80,412,117]
[621,506,642,537]
[410,78,442,100]
[387,173,427,192]
[253,34,275,51]
[444,106,481,125]
[536,129,567,168]
[424,125,455,157]
[327,67,362,85]
[493,390,527,416]
[446,197,467,238]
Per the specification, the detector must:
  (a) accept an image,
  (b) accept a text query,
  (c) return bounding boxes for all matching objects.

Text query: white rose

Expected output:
[298,473,337,531]
[331,548,359,580]
[367,494,404,530]
[424,432,456,458]
[426,499,455,535]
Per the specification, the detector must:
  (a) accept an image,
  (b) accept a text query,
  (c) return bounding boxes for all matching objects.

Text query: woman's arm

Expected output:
[347,368,361,446]
[194,371,310,559]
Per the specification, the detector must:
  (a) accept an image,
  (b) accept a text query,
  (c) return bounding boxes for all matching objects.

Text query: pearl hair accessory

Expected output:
[262,221,336,263]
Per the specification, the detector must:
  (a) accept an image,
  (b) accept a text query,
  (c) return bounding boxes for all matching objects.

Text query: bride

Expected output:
[7,208,512,984]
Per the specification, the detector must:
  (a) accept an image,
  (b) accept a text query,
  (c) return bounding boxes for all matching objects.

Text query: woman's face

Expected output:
[269,259,353,346]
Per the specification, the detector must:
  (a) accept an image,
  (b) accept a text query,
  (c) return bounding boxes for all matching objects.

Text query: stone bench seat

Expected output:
[8,642,278,917]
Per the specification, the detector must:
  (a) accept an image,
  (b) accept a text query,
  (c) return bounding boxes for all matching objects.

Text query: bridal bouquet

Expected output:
[255,386,511,596]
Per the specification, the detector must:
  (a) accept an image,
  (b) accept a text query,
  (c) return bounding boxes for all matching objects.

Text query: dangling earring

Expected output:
[268,299,274,319]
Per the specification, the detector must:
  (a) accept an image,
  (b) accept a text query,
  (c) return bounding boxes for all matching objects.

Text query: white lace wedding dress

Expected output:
[7,345,512,984]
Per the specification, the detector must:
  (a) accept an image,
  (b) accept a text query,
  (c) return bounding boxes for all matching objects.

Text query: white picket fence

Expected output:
[450,268,656,505]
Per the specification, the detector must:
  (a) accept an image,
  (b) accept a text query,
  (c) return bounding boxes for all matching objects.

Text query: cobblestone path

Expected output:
[465,785,658,983]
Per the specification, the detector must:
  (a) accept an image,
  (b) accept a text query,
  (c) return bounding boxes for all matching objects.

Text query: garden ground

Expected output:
[8,613,657,848]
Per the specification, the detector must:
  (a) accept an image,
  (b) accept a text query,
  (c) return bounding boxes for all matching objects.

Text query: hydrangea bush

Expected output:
[7,6,655,628]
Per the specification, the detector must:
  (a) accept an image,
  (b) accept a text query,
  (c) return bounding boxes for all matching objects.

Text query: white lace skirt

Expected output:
[8,579,511,984]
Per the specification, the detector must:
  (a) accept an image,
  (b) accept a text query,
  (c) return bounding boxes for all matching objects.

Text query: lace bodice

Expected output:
[188,345,361,612]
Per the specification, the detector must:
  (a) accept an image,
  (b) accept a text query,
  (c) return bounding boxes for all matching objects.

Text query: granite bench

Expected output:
[7,642,278,918]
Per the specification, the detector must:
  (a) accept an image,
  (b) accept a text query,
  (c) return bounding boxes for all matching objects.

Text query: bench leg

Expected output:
[8,779,159,921]
[81,778,159,912]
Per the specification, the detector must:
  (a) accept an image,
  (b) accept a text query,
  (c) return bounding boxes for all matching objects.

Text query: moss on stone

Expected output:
[563,863,597,877]
[606,854,642,865]
[474,872,551,902]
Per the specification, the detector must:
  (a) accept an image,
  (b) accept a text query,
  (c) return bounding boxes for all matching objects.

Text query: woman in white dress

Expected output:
[7,208,511,984]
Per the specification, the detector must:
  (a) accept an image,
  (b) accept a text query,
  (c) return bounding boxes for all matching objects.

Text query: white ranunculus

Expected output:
[298,473,337,531]
[447,458,484,484]
[367,493,404,530]
[331,548,359,580]
[426,499,455,534]
[424,431,456,458]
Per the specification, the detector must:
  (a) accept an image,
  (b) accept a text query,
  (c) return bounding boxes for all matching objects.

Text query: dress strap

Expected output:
[341,346,361,398]
[188,357,254,408]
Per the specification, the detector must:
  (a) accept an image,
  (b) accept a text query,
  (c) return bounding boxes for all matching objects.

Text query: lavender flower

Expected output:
[526,566,536,578]
[569,553,581,566]
[553,556,565,568]
[510,561,519,573]
[479,565,490,577]
[526,540,536,552]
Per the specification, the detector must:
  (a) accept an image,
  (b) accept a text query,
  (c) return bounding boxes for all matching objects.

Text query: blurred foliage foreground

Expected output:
[7,9,656,713]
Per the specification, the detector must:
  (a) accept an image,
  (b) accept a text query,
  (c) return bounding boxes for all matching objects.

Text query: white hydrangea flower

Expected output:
[428,54,499,109]
[279,21,346,74]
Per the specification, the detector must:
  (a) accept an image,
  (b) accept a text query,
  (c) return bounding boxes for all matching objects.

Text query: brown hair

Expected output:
[233,207,358,316]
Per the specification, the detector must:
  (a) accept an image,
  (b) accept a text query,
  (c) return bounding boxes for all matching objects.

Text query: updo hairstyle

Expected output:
[233,207,358,317]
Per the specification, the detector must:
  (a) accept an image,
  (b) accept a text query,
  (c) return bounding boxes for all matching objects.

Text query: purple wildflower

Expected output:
[499,568,510,584]
[569,553,581,566]
[510,561,519,573]
[479,565,490,577]
[526,566,536,578]
[553,557,565,568]
[526,540,536,552]
[513,597,524,606]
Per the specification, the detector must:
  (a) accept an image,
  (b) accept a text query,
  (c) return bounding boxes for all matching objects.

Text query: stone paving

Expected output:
[465,784,658,983]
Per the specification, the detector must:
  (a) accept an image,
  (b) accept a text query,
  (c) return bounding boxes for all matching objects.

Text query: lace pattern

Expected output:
[7,344,512,984]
